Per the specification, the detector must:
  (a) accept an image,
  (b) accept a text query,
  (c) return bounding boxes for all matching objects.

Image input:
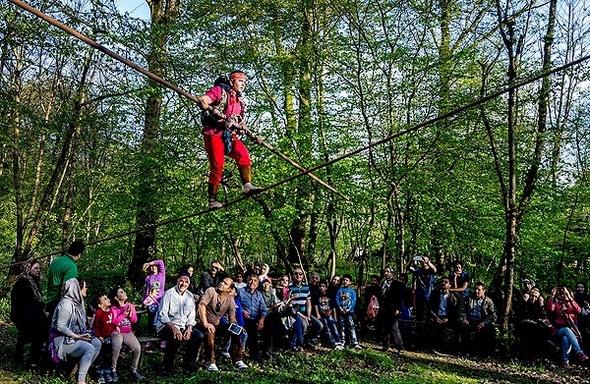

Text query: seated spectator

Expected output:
[574,282,589,307]
[155,273,204,374]
[92,293,116,383]
[315,281,343,349]
[428,278,459,354]
[328,275,342,309]
[110,287,144,381]
[258,263,271,283]
[546,286,589,368]
[234,271,247,290]
[518,287,554,360]
[198,260,227,294]
[379,267,405,353]
[276,275,290,301]
[180,264,197,294]
[336,274,359,348]
[142,259,165,333]
[458,282,497,356]
[449,260,470,298]
[239,275,267,361]
[198,277,248,371]
[219,284,248,360]
[10,258,48,369]
[288,267,323,351]
[50,278,101,384]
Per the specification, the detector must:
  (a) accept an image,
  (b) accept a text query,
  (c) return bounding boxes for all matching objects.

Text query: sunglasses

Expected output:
[293,272,304,276]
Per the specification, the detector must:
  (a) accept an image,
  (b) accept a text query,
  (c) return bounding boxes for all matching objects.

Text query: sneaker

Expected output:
[577,351,589,362]
[220,351,231,359]
[242,183,262,195]
[335,344,344,350]
[131,371,145,381]
[206,363,219,372]
[111,371,118,383]
[235,360,248,370]
[208,200,223,209]
[560,360,570,368]
[352,343,362,349]
[103,370,113,383]
[97,376,106,384]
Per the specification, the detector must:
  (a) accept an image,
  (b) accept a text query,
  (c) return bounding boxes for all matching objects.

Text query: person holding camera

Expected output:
[198,277,248,371]
[155,273,204,374]
[198,260,227,295]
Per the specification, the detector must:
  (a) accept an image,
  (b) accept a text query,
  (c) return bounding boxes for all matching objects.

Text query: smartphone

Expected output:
[228,323,244,336]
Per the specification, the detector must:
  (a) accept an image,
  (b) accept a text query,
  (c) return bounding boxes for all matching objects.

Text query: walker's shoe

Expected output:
[242,182,262,195]
[208,200,223,209]
[206,363,219,372]
[577,352,589,362]
[220,351,231,359]
[235,360,248,370]
[131,371,145,381]
[111,371,118,383]
[560,360,571,368]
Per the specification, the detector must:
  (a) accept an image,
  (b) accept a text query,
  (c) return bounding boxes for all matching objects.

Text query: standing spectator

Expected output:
[10,258,48,368]
[47,240,85,320]
[239,275,267,361]
[336,274,359,348]
[361,275,381,332]
[142,259,166,333]
[379,266,405,353]
[198,277,248,371]
[315,281,343,349]
[448,260,470,298]
[328,275,342,308]
[288,267,323,351]
[50,278,101,384]
[428,278,459,354]
[198,260,227,294]
[155,273,204,374]
[258,263,271,283]
[458,282,497,356]
[410,255,437,322]
[110,287,144,381]
[546,286,589,368]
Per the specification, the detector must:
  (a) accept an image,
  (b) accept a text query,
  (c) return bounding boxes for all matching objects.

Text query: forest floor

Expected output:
[0,323,589,384]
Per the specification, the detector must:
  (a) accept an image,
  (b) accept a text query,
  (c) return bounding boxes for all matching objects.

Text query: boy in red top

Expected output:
[200,70,261,209]
[93,294,116,383]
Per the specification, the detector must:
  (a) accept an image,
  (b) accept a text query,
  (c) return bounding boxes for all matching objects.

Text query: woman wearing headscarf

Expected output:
[51,278,101,384]
[10,258,48,368]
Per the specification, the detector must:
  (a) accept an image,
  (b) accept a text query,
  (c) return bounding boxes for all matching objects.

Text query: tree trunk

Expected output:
[128,0,179,286]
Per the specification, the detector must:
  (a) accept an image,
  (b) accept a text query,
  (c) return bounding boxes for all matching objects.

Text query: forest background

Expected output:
[0,0,589,331]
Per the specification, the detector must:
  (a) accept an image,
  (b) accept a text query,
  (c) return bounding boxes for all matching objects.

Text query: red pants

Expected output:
[204,134,252,187]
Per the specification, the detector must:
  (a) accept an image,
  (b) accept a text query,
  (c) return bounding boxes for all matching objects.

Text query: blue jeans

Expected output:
[557,327,582,361]
[320,317,341,346]
[338,312,358,345]
[291,315,322,348]
[222,329,248,353]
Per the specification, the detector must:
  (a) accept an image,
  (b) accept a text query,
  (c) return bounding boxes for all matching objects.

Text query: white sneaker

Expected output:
[242,182,262,195]
[220,351,231,359]
[206,363,219,372]
[208,200,223,209]
[335,344,344,350]
[235,360,248,370]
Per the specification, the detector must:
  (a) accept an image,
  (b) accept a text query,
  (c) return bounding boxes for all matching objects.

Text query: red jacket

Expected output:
[93,307,116,338]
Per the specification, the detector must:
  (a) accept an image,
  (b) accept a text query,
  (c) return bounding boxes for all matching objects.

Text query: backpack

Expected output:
[200,76,244,129]
[366,294,380,320]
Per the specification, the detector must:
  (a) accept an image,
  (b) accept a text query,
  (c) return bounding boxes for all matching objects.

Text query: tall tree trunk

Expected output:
[128,0,179,286]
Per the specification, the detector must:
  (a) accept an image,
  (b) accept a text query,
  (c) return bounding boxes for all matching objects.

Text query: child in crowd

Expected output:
[336,274,359,348]
[315,281,343,349]
[92,293,115,383]
[110,287,144,381]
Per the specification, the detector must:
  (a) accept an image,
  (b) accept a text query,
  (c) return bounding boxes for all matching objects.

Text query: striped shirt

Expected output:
[289,283,310,314]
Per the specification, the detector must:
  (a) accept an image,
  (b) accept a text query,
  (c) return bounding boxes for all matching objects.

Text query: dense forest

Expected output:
[1,0,589,330]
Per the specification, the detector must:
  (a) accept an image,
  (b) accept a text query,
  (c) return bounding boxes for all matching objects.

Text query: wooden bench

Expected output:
[137,336,162,369]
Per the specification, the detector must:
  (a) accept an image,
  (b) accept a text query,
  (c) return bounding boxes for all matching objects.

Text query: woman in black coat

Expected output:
[10,258,48,368]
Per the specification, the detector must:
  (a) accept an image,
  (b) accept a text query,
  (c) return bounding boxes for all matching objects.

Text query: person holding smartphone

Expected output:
[198,277,248,371]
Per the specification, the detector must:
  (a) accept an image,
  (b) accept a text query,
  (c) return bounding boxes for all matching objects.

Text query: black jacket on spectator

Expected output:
[429,290,460,324]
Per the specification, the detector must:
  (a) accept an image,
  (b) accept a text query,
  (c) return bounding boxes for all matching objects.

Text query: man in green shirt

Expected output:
[46,240,85,319]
